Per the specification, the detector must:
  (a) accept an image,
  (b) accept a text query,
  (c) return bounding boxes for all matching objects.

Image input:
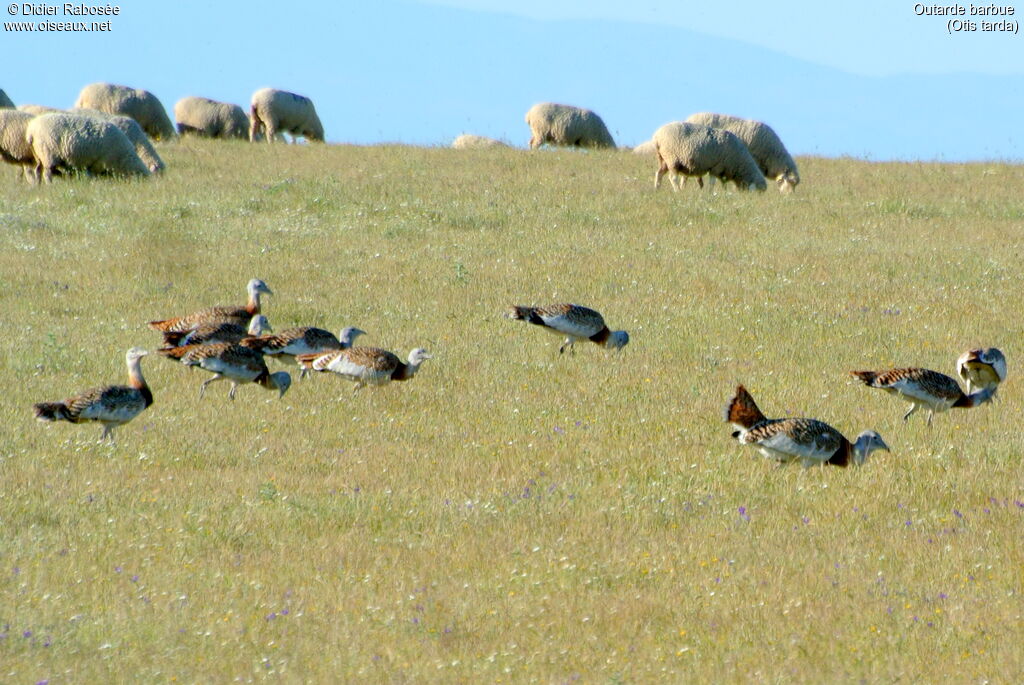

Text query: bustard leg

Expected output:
[902,404,918,422]
[228,382,239,400]
[199,374,223,399]
[99,424,112,444]
[927,409,934,427]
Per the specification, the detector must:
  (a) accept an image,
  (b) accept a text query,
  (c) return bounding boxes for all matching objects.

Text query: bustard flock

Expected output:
[32,279,1007,462]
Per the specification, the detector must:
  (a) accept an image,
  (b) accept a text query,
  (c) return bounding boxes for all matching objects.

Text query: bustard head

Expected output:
[247,279,273,297]
[339,326,366,347]
[268,371,292,398]
[606,331,630,351]
[852,430,890,465]
[408,348,433,365]
[249,315,272,335]
[125,347,150,363]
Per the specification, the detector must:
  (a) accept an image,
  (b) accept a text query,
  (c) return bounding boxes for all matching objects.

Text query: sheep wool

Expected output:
[26,112,152,183]
[174,96,250,140]
[524,102,615,150]
[631,139,657,155]
[249,88,324,143]
[74,82,177,141]
[684,112,799,192]
[0,89,14,109]
[74,109,165,173]
[0,109,38,181]
[452,134,509,149]
[652,122,767,192]
[17,104,60,116]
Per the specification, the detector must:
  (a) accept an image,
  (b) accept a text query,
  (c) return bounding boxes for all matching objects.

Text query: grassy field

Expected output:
[1,141,1022,683]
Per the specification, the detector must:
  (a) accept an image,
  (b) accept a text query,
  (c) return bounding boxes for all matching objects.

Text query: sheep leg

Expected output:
[654,163,667,190]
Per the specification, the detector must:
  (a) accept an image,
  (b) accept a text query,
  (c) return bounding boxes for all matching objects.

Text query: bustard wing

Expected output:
[534,304,606,338]
[183,343,268,380]
[332,347,401,375]
[180,321,248,346]
[251,327,341,356]
[67,385,147,423]
[742,418,844,463]
[872,368,964,403]
[149,305,250,333]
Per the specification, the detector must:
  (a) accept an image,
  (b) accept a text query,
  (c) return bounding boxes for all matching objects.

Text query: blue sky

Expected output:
[3,0,1022,159]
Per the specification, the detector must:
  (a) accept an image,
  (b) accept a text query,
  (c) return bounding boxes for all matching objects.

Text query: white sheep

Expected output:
[174,96,250,140]
[452,134,509,149]
[249,88,324,143]
[652,122,767,192]
[0,109,39,182]
[17,104,60,116]
[684,112,799,192]
[72,109,165,173]
[631,139,657,155]
[73,82,177,141]
[0,89,14,109]
[26,112,151,183]
[524,102,615,149]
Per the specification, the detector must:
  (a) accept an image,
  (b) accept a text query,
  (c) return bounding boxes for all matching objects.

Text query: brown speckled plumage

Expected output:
[850,366,996,424]
[33,347,153,443]
[158,341,290,399]
[297,346,431,389]
[508,303,629,353]
[148,279,272,334]
[725,385,888,468]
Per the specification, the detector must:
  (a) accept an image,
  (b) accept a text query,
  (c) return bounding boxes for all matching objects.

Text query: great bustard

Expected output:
[148,278,272,335]
[242,325,365,377]
[296,347,432,390]
[850,367,996,426]
[33,347,154,443]
[507,303,629,354]
[159,314,271,349]
[158,342,291,399]
[725,385,889,468]
[955,347,1006,395]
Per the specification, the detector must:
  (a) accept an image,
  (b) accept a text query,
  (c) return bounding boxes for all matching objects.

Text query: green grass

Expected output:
[1,141,1022,682]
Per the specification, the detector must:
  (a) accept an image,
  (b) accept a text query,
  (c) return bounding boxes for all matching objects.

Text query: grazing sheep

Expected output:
[0,89,14,109]
[0,109,39,181]
[26,112,151,183]
[652,122,766,192]
[17,104,60,116]
[174,96,250,140]
[249,88,324,143]
[684,112,799,192]
[452,134,508,149]
[74,109,165,173]
[525,102,615,150]
[631,139,657,155]
[73,82,177,141]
